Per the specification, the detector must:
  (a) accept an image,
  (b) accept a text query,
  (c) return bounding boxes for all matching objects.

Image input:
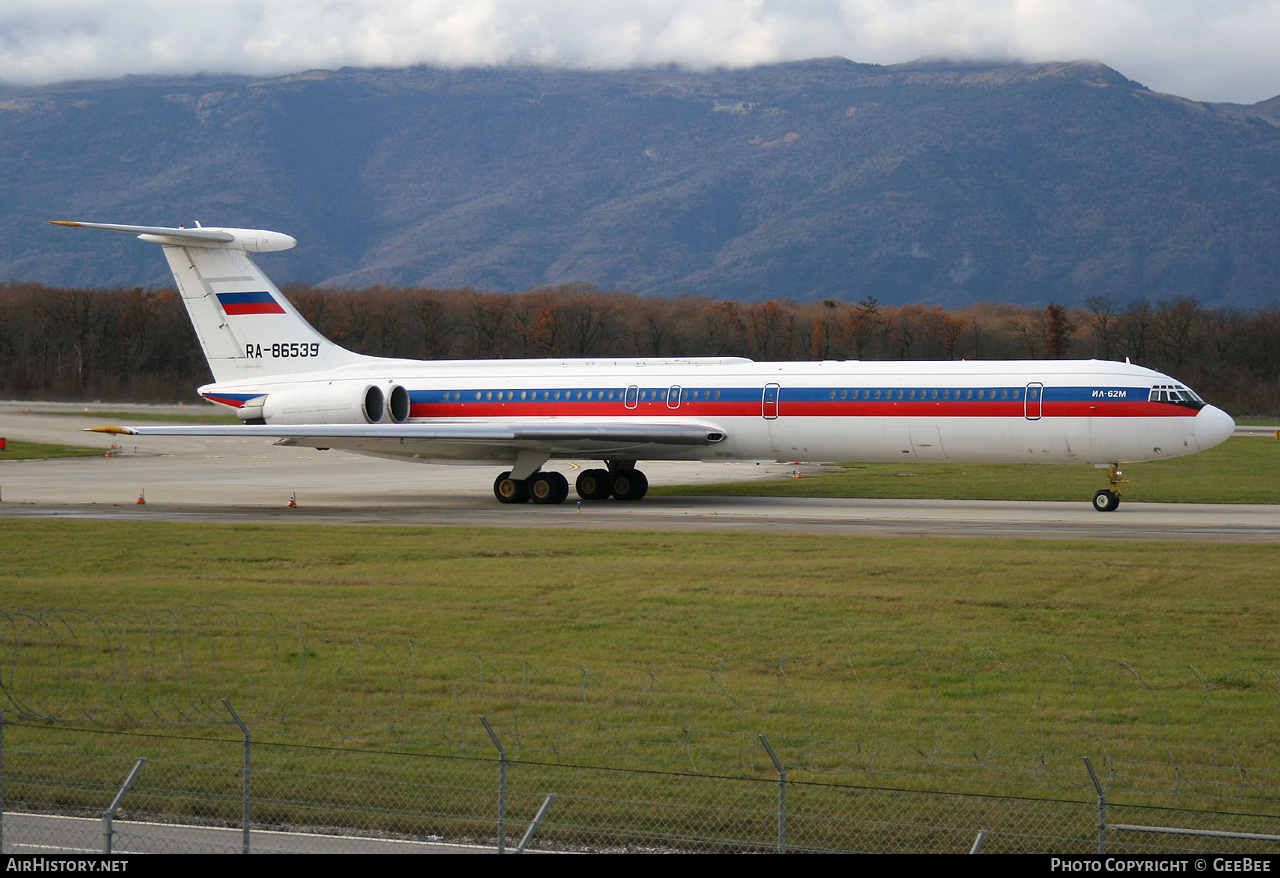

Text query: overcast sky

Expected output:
[3,0,1277,104]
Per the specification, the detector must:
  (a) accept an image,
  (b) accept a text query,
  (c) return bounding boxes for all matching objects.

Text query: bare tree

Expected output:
[745,300,795,360]
[697,301,746,355]
[922,306,966,360]
[1043,303,1075,359]
[1155,296,1201,372]
[36,286,114,392]
[1083,295,1119,360]
[1117,298,1154,364]
[407,289,452,359]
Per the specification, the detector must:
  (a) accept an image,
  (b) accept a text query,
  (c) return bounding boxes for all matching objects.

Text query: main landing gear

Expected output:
[493,462,649,505]
[1092,463,1127,512]
[494,470,567,504]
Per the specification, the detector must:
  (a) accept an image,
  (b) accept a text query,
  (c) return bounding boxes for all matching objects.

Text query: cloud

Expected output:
[1,0,1276,103]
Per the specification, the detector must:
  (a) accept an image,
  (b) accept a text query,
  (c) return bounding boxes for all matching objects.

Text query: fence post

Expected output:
[481,716,506,854]
[515,794,556,854]
[101,757,146,855]
[759,734,786,854]
[223,699,251,855]
[1083,756,1106,854]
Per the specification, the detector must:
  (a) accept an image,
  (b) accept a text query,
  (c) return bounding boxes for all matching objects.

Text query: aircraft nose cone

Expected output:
[1195,405,1235,451]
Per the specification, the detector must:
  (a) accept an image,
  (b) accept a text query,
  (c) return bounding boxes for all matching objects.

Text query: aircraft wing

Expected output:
[88,420,727,460]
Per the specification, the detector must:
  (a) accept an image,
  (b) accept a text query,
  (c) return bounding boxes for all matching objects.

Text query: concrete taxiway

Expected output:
[2,402,1277,542]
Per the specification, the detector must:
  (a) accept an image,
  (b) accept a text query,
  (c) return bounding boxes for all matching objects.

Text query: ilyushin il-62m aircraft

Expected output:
[53,221,1235,511]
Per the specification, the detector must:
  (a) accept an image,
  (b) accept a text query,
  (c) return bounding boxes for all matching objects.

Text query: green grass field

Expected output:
[2,436,1277,807]
[3,519,1275,680]
[47,409,239,423]
[4,519,1278,815]
[654,437,1280,504]
[0,440,106,459]
[1,410,234,458]
[2,442,1276,706]
[0,427,1274,842]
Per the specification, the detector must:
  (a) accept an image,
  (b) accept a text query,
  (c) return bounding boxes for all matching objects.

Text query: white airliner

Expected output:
[52,220,1235,511]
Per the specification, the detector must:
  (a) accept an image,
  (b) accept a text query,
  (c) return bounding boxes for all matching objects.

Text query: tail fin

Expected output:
[48,221,370,383]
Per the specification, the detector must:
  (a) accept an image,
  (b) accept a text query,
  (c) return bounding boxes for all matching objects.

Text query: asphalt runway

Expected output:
[3,402,1278,543]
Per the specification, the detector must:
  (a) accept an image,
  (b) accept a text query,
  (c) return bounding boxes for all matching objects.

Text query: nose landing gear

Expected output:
[1092,464,1127,512]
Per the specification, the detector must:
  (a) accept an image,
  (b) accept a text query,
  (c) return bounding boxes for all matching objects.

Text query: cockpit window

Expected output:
[1149,384,1206,411]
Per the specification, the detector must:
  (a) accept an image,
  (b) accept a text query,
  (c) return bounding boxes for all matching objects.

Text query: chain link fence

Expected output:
[3,717,1277,855]
[3,608,1279,853]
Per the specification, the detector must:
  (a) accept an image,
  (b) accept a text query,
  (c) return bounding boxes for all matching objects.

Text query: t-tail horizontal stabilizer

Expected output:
[46,221,296,252]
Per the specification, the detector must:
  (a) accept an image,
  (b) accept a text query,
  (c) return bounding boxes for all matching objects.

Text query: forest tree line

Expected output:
[2,280,1277,416]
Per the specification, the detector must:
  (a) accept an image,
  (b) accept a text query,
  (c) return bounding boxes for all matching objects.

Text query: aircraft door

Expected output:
[762,383,780,419]
[625,385,639,409]
[668,385,682,409]
[1025,383,1043,420]
[909,426,948,460]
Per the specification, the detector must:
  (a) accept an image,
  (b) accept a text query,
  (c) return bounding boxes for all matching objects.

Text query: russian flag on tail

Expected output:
[216,291,286,315]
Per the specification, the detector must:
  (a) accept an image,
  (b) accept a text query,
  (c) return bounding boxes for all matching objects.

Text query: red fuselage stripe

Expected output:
[406,400,1195,419]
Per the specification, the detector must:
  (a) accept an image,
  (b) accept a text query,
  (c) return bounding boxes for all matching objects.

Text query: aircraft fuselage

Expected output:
[197,357,1231,468]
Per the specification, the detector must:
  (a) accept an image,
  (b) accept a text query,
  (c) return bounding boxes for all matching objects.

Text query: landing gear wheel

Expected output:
[529,471,570,504]
[494,472,529,504]
[1092,489,1120,512]
[611,469,649,501]
[1092,462,1127,512]
[576,468,613,501]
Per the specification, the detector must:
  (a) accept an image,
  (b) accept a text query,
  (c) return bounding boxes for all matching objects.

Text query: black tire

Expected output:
[1092,489,1120,512]
[611,469,649,501]
[576,468,613,500]
[547,471,569,503]
[494,472,529,504]
[530,471,569,505]
[551,472,570,504]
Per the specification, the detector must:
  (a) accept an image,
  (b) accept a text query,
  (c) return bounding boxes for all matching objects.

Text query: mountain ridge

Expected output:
[3,58,1278,308]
